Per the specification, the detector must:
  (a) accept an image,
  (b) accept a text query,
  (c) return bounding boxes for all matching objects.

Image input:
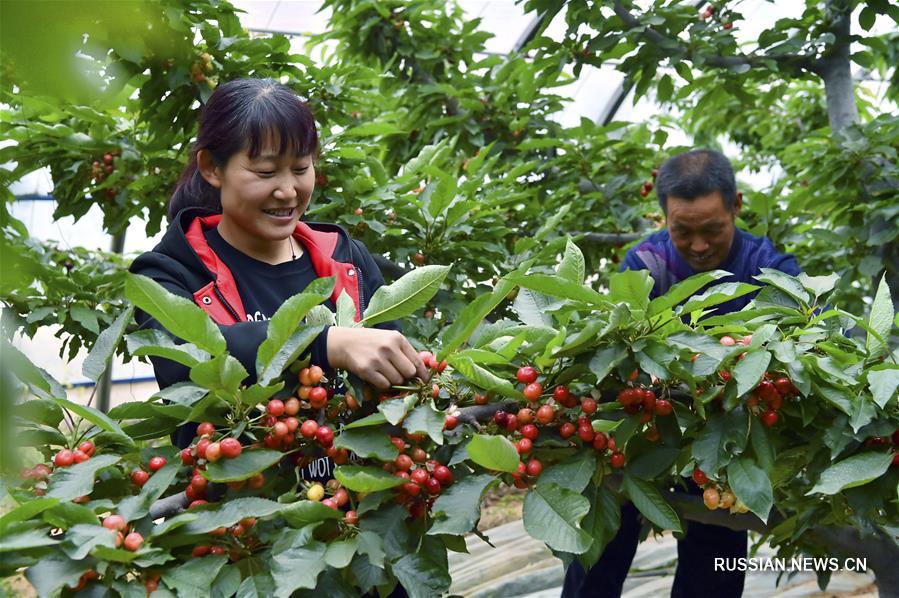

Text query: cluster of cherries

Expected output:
[692,467,747,512]
[384,433,454,519]
[717,334,798,427]
[190,52,214,83]
[24,440,98,498]
[90,150,119,200]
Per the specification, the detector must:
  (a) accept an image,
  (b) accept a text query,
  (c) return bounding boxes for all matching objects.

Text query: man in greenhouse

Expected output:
[562,148,801,597]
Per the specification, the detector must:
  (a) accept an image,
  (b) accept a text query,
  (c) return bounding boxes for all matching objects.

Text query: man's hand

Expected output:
[326,327,430,389]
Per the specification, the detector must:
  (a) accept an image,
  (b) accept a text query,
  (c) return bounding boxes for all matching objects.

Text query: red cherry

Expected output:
[516,366,538,384]
[411,468,430,485]
[581,397,597,414]
[248,473,265,489]
[344,510,359,525]
[433,465,453,486]
[322,498,338,509]
[148,456,167,471]
[402,482,421,496]
[300,419,319,439]
[592,432,608,451]
[719,336,736,346]
[655,399,673,416]
[523,383,543,402]
[273,421,289,438]
[131,469,149,487]
[309,386,328,405]
[192,545,211,557]
[535,405,555,424]
[444,415,458,430]
[610,452,625,468]
[197,422,215,437]
[494,411,509,428]
[560,422,576,439]
[267,400,285,416]
[692,467,708,485]
[425,477,442,495]
[220,438,242,459]
[395,454,413,471]
[102,514,126,531]
[552,385,570,403]
[474,393,488,405]
[54,450,75,468]
[525,458,542,477]
[517,438,533,454]
[773,377,795,397]
[196,438,210,459]
[761,410,778,427]
[73,449,90,464]
[316,426,334,447]
[205,442,222,462]
[180,448,195,465]
[123,532,143,551]
[436,360,448,373]
[78,440,96,456]
[520,424,539,441]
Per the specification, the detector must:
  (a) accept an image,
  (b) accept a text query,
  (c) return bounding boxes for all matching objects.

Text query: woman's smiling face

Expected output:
[201,142,316,246]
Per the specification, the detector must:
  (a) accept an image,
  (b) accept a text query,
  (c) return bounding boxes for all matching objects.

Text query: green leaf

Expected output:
[438,279,515,359]
[588,345,627,382]
[539,452,596,493]
[325,538,359,569]
[125,273,226,355]
[505,272,605,304]
[70,305,100,334]
[378,396,416,425]
[49,395,130,443]
[679,282,759,316]
[281,501,343,528]
[239,381,285,407]
[162,555,228,598]
[178,498,285,535]
[392,551,452,598]
[2,338,66,399]
[466,434,520,473]
[754,269,809,305]
[12,398,64,428]
[255,278,334,372]
[334,466,406,492]
[447,354,523,399]
[733,351,772,397]
[236,575,275,598]
[117,462,180,522]
[83,305,134,381]
[258,325,324,387]
[362,265,451,326]
[25,554,89,596]
[47,454,121,501]
[523,482,592,553]
[335,290,356,327]
[557,238,586,284]
[727,458,773,521]
[403,402,445,444]
[808,451,893,495]
[342,121,406,137]
[0,521,59,552]
[126,328,210,368]
[61,524,117,560]
[692,409,749,475]
[868,367,899,409]
[609,270,654,312]
[190,354,248,394]
[0,497,59,532]
[428,474,496,535]
[622,475,682,533]
[334,428,398,461]
[648,270,729,316]
[204,450,283,483]
[866,274,894,356]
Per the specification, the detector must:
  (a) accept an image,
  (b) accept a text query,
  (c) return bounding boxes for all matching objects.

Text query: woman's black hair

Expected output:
[168,78,319,220]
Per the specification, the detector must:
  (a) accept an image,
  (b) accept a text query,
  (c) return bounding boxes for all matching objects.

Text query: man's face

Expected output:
[666,191,740,271]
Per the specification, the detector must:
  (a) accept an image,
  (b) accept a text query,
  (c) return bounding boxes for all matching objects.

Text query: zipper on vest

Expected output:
[355,266,366,315]
[213,283,242,322]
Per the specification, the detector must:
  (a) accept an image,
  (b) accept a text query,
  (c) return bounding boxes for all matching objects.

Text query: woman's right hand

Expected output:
[326,326,430,389]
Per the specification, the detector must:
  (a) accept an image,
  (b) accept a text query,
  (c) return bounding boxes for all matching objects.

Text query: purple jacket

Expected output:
[622,228,801,314]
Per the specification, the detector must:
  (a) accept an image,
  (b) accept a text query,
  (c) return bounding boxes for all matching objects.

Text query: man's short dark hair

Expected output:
[656,149,737,213]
